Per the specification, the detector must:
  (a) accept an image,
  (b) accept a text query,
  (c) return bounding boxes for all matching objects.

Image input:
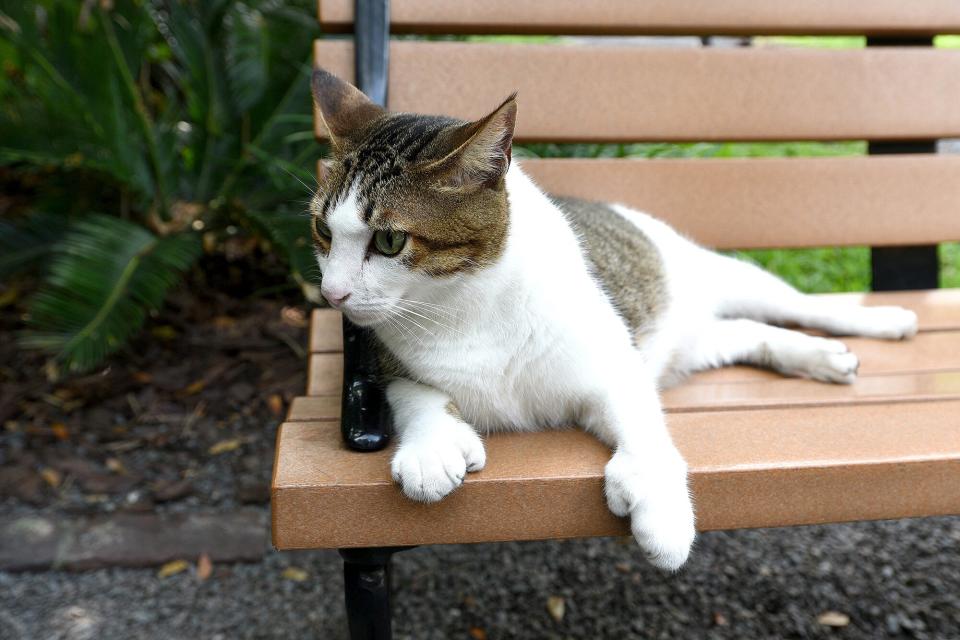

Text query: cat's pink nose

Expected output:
[322,287,351,308]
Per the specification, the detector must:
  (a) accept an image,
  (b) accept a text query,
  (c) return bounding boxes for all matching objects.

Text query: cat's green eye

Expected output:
[373,229,407,256]
[314,216,331,239]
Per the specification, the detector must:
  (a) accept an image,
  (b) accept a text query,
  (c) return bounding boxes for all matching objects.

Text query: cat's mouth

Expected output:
[338,306,382,328]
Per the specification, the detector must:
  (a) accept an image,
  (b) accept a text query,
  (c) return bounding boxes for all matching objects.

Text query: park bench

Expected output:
[272,2,960,638]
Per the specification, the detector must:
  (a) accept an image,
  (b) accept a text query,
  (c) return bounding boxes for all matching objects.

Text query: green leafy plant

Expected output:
[1,0,320,374]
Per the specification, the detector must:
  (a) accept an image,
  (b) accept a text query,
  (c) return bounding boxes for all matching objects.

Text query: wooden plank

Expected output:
[518,156,960,249]
[292,368,960,421]
[307,353,344,396]
[307,291,960,357]
[309,308,343,353]
[319,0,960,36]
[314,41,960,142]
[272,400,960,548]
[688,330,960,385]
[663,370,960,412]
[288,395,340,421]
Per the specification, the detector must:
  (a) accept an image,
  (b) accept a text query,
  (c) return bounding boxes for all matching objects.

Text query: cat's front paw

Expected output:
[604,449,695,572]
[390,423,485,503]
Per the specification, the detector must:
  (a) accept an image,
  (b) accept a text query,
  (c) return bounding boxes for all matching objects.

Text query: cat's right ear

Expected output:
[311,68,386,151]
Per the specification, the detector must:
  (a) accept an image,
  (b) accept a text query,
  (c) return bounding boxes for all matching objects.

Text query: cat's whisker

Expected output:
[277,163,318,197]
[384,308,424,345]
[393,301,464,335]
[391,307,436,338]
[393,298,461,321]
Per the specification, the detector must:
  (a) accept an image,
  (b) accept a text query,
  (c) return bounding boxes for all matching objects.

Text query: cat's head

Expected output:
[309,68,516,327]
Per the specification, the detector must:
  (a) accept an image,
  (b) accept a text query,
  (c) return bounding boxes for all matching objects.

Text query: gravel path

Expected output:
[3,514,959,639]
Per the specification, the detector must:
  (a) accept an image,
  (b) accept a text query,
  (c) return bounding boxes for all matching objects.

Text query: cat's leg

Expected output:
[672,318,860,384]
[709,253,918,340]
[386,379,486,502]
[582,364,695,571]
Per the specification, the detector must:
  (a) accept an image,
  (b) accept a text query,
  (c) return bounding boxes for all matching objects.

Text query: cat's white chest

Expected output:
[380,303,576,432]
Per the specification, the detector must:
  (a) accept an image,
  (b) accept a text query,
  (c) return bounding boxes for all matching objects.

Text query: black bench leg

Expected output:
[340,547,409,640]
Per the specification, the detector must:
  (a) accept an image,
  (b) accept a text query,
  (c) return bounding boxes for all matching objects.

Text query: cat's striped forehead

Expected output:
[320,113,460,213]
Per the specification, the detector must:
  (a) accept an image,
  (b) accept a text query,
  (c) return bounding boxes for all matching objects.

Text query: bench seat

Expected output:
[271,289,960,550]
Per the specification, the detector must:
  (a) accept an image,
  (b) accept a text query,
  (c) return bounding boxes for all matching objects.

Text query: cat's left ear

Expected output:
[418,93,517,190]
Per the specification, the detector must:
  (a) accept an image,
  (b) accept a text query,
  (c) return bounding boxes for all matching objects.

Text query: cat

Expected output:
[308,68,918,571]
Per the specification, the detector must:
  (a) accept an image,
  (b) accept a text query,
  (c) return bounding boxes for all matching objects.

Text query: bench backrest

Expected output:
[314,0,960,285]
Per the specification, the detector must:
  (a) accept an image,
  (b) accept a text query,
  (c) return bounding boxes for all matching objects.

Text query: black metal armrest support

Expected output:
[341,318,392,451]
[339,0,393,452]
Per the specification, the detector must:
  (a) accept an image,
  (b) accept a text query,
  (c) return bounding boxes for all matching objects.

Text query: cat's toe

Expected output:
[631,496,696,572]
[458,431,487,472]
[391,443,466,503]
[811,349,859,385]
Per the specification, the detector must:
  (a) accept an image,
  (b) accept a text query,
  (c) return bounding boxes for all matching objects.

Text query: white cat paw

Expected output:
[857,306,918,340]
[604,450,695,572]
[390,424,485,503]
[806,338,859,385]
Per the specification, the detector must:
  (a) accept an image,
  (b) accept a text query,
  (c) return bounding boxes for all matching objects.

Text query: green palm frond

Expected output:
[244,209,319,288]
[0,212,61,278]
[225,3,270,112]
[3,0,320,373]
[22,215,202,373]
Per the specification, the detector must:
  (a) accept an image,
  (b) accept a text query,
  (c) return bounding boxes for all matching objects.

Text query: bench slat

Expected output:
[519,156,960,249]
[318,0,960,36]
[314,41,960,142]
[309,291,960,355]
[663,370,960,412]
[688,330,960,385]
[272,399,960,548]
[291,368,960,420]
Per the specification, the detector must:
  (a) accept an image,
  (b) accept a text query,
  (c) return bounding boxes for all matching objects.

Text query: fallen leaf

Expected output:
[51,422,69,441]
[0,286,19,308]
[817,611,850,627]
[151,325,178,340]
[546,596,565,623]
[40,468,62,488]
[282,567,309,582]
[132,372,153,384]
[184,380,206,395]
[615,561,631,574]
[208,438,242,455]
[267,394,284,417]
[281,306,308,328]
[158,559,189,578]
[105,458,127,475]
[212,315,236,329]
[468,627,487,640]
[196,553,213,581]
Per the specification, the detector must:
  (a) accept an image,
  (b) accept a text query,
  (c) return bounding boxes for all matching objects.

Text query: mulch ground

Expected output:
[0,264,307,525]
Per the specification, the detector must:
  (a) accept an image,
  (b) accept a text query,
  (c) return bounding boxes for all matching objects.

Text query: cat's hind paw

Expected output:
[855,306,918,340]
[604,449,696,572]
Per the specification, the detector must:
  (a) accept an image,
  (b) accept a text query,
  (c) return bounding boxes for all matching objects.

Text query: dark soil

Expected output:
[0,257,309,518]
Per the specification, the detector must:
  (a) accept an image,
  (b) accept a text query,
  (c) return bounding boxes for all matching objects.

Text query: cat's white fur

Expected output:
[317,164,918,571]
